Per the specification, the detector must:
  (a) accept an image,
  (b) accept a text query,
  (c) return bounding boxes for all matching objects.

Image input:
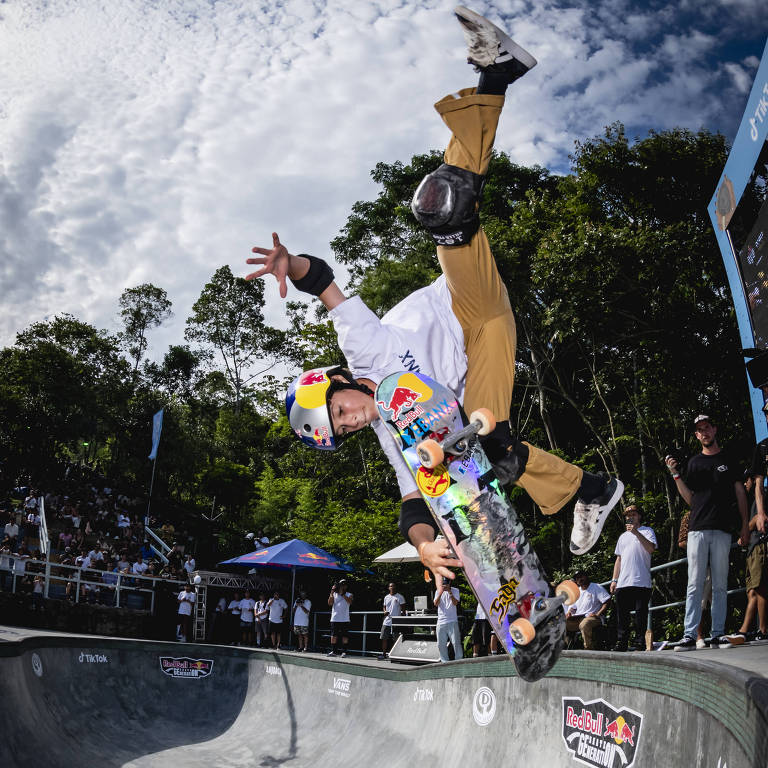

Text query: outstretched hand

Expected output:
[246,232,292,298]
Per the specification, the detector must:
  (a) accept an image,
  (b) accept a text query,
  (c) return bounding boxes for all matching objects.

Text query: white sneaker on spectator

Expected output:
[695,638,707,650]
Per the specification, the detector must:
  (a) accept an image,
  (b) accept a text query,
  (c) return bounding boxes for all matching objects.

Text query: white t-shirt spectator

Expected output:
[570,582,611,616]
[330,591,353,622]
[71,514,81,529]
[116,513,130,529]
[436,587,460,625]
[615,526,657,589]
[132,560,149,576]
[0,546,11,571]
[268,597,288,623]
[24,495,38,511]
[293,599,311,627]
[87,549,104,562]
[239,597,256,622]
[183,557,196,575]
[26,513,41,531]
[216,597,227,613]
[177,589,196,615]
[228,599,242,617]
[382,592,406,626]
[13,552,29,575]
[4,522,19,540]
[475,603,488,620]
[255,599,269,621]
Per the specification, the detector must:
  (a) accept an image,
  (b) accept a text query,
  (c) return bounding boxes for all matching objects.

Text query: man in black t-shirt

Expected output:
[665,414,749,651]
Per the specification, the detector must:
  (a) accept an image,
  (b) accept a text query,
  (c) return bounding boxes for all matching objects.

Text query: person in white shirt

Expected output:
[267,590,288,649]
[565,571,611,650]
[471,602,499,657]
[183,555,196,577]
[227,591,242,645]
[247,8,623,585]
[4,518,19,546]
[292,590,312,652]
[610,504,657,651]
[239,589,257,646]
[254,593,270,648]
[177,583,196,642]
[380,582,406,658]
[326,579,354,657]
[434,576,463,663]
[132,556,149,577]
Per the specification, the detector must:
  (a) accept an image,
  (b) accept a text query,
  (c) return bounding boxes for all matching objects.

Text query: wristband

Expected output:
[289,254,334,296]
[672,474,681,480]
[610,579,617,583]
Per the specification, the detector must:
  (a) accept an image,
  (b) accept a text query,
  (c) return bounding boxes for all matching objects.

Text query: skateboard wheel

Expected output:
[469,408,496,436]
[417,439,444,469]
[555,579,580,606]
[510,618,535,646]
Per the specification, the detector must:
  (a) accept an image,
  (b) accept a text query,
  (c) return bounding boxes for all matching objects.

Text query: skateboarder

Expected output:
[246,7,624,578]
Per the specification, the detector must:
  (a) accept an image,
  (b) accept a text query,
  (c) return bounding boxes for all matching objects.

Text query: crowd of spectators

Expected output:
[0,477,196,607]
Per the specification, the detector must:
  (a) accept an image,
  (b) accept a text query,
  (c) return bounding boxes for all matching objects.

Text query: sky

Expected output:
[1,0,767,366]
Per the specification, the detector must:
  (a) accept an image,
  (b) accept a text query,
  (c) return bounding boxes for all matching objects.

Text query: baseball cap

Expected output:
[693,414,713,426]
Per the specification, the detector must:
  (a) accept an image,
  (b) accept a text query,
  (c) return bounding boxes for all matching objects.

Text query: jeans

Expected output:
[436,620,463,663]
[684,529,731,638]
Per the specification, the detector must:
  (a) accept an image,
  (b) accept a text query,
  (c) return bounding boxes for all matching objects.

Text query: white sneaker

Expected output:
[569,478,624,555]
[695,638,707,650]
[454,6,537,73]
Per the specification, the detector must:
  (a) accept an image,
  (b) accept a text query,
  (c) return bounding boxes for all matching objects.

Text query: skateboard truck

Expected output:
[509,580,580,646]
[417,408,495,468]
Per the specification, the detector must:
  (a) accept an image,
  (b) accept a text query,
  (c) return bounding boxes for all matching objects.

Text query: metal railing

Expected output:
[0,554,186,613]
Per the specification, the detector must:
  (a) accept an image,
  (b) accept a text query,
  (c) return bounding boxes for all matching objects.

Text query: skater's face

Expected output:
[329,383,378,437]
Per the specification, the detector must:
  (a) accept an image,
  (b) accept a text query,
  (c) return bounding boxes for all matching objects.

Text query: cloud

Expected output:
[0,0,765,362]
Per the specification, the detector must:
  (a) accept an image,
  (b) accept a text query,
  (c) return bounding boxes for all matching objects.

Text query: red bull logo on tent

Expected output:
[561,697,644,768]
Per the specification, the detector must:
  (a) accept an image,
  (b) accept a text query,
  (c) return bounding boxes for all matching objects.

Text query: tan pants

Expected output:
[435,88,581,516]
[566,615,603,650]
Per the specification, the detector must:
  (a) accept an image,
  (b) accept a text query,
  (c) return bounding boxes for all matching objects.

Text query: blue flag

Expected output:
[148,408,164,460]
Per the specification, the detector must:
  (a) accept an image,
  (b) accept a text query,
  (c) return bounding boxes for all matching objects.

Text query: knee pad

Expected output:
[411,163,485,246]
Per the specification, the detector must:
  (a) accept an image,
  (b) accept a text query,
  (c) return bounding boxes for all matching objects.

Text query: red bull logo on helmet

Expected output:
[562,697,643,768]
[295,369,332,410]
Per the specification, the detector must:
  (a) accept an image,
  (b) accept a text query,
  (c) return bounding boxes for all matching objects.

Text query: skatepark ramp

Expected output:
[1,627,767,768]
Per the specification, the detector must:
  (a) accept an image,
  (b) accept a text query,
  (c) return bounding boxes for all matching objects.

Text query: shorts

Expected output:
[240,619,254,629]
[472,618,491,646]
[380,624,394,640]
[746,542,768,592]
[269,621,283,634]
[293,625,309,635]
[330,621,350,640]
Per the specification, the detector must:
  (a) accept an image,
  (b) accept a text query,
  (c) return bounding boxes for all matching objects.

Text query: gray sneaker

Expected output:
[454,6,537,75]
[569,477,624,555]
[673,637,697,652]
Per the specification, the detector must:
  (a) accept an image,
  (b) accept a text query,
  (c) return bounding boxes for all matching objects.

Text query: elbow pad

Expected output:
[399,497,438,542]
[290,254,335,296]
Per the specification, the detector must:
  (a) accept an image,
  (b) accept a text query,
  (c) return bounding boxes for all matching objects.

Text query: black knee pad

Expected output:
[411,163,485,246]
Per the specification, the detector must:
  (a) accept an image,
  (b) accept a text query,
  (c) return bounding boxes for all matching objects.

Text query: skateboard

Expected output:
[375,371,578,682]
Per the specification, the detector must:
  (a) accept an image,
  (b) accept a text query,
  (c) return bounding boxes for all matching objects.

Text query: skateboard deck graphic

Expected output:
[375,371,568,681]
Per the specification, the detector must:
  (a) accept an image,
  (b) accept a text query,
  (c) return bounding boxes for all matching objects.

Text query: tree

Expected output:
[118,284,173,375]
[185,266,284,413]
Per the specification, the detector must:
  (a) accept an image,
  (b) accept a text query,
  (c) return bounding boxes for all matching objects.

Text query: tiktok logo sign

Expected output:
[472,686,497,726]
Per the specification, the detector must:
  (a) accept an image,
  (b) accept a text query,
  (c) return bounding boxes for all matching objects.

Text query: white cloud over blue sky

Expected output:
[1,0,766,362]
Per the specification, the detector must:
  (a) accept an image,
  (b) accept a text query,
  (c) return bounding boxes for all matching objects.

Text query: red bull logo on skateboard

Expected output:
[377,373,433,421]
[416,465,451,497]
[562,697,643,767]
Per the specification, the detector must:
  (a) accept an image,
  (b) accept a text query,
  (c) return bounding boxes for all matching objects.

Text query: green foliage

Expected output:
[1,121,758,611]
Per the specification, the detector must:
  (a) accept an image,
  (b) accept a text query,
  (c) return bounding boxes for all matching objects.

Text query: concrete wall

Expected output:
[1,631,766,767]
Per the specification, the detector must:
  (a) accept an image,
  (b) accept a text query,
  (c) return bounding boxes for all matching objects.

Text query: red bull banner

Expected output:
[561,697,643,767]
